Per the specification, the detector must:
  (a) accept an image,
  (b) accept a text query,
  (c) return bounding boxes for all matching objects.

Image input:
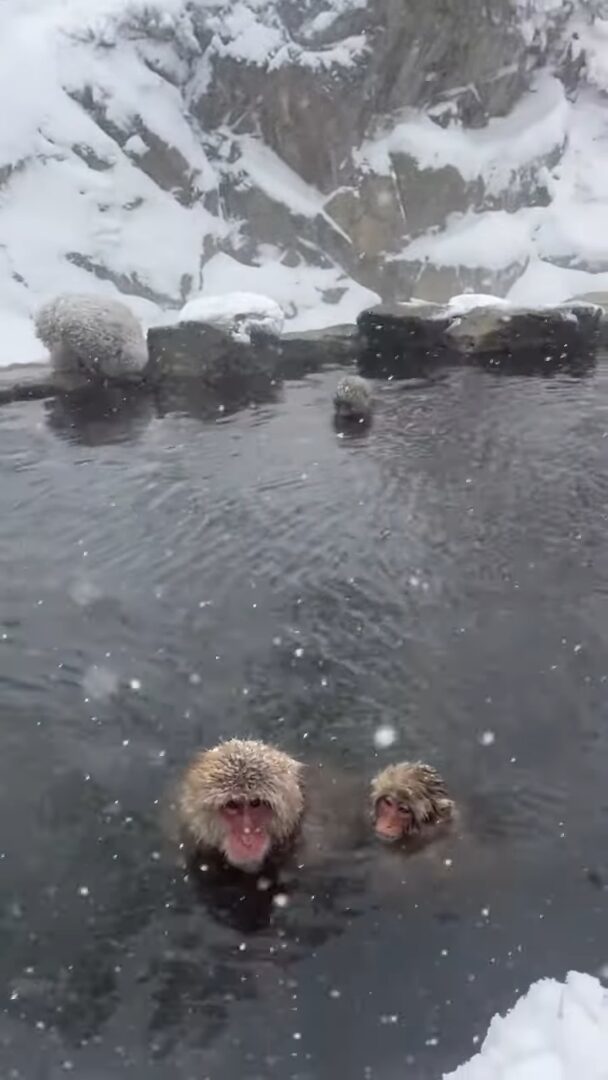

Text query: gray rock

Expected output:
[446,301,601,368]
[357,301,451,377]
[324,176,408,258]
[277,325,361,378]
[145,320,281,385]
[0,363,57,405]
[566,293,608,346]
[357,298,602,377]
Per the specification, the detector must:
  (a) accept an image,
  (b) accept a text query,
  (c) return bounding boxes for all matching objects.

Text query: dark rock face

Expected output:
[357,302,452,377]
[0,363,57,405]
[145,321,282,385]
[276,325,361,378]
[357,300,602,377]
[446,303,602,367]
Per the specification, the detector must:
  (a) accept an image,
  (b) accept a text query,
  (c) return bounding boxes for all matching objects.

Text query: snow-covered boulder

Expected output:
[35,294,148,386]
[178,292,285,343]
[445,971,608,1080]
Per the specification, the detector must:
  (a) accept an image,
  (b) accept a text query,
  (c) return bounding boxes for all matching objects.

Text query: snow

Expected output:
[445,971,608,1080]
[200,252,380,332]
[447,294,512,316]
[0,0,607,365]
[373,724,397,749]
[178,291,285,342]
[357,75,569,194]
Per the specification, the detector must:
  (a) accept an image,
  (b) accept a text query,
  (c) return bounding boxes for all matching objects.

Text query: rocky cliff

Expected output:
[1,0,608,360]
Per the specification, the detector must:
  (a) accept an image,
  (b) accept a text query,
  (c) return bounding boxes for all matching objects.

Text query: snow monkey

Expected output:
[176,739,305,873]
[371,761,455,848]
[333,374,373,423]
[35,293,148,383]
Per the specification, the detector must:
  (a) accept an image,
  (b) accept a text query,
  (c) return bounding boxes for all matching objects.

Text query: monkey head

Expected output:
[178,739,305,872]
[370,761,454,844]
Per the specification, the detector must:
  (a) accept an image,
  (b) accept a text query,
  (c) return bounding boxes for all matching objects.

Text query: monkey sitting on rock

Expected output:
[333,374,373,424]
[370,761,456,851]
[35,293,148,385]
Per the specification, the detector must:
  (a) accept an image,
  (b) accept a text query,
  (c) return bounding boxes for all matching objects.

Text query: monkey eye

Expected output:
[379,795,395,808]
[224,799,240,813]
[398,803,411,816]
[249,797,261,808]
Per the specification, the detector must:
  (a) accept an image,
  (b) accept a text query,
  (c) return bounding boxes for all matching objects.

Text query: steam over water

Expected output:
[1,361,608,1078]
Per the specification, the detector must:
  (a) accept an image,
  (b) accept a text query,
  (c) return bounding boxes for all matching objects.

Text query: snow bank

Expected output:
[446,294,512,316]
[179,291,285,342]
[357,75,568,194]
[445,971,608,1080]
[200,252,380,332]
[384,78,608,300]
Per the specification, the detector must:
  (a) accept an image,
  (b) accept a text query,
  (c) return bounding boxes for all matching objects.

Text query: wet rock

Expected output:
[0,363,57,405]
[357,301,451,378]
[567,293,608,347]
[446,301,602,368]
[145,321,282,386]
[277,325,360,378]
[356,298,602,377]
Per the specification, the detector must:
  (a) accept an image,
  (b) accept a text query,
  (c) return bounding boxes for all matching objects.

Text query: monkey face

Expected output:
[218,797,274,870]
[373,794,416,842]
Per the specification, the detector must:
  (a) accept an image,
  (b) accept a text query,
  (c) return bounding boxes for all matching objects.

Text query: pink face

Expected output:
[374,795,415,842]
[219,798,274,870]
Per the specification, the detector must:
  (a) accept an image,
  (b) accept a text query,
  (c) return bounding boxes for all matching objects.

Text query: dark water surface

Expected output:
[1,362,608,1079]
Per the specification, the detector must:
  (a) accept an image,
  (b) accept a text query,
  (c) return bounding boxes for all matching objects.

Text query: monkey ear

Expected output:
[436,798,455,821]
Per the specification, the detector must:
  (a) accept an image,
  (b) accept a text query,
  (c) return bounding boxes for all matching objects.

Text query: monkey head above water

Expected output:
[371,762,455,846]
[333,374,373,424]
[177,739,305,872]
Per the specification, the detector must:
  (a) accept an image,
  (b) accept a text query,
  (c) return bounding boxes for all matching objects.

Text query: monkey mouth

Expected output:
[224,835,270,871]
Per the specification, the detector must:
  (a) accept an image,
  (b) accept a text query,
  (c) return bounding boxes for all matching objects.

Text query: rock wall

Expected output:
[2,0,608,336]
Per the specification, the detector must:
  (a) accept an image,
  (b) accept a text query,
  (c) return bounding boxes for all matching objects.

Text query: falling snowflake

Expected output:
[374,725,397,749]
[82,664,119,701]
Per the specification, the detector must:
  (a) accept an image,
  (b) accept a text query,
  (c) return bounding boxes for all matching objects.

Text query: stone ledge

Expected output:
[2,301,606,408]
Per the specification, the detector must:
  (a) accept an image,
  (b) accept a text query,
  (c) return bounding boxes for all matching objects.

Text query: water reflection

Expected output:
[1,360,608,1078]
[45,386,154,445]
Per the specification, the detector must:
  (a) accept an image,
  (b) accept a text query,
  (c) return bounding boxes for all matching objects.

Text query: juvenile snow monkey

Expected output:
[35,293,148,383]
[333,374,373,423]
[370,761,455,848]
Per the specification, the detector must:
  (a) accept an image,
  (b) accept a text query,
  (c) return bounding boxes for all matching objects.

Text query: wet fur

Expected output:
[176,739,305,867]
[35,293,148,381]
[333,374,373,422]
[371,761,455,848]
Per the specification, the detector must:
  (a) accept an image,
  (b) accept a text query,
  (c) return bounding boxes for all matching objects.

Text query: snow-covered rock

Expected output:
[178,292,285,342]
[1,0,608,364]
[445,971,608,1080]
